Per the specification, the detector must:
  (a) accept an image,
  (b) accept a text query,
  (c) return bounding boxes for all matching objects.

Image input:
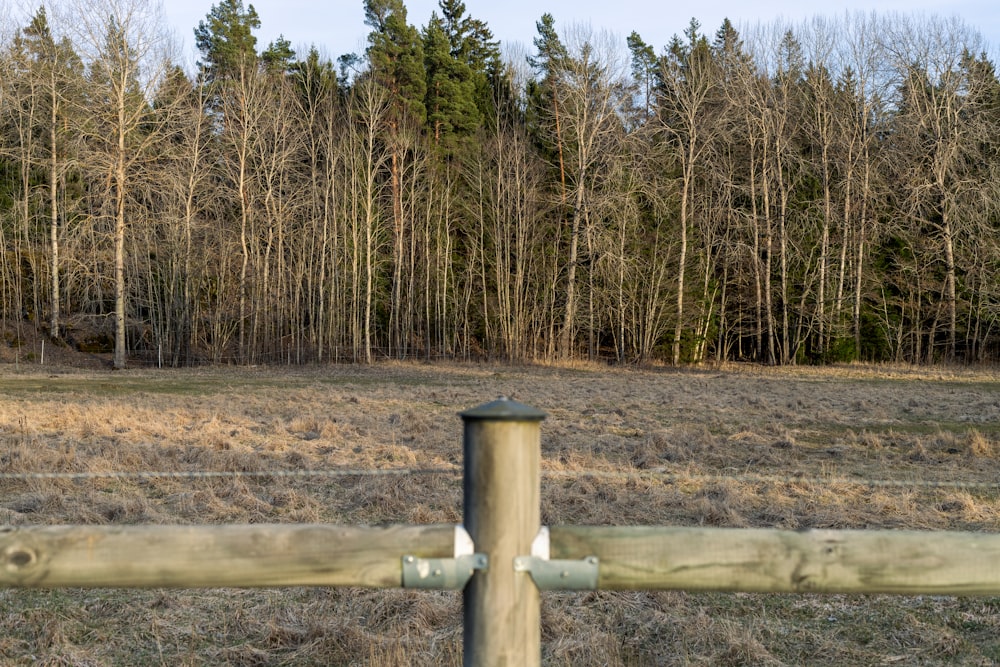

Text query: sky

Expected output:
[162,0,1000,70]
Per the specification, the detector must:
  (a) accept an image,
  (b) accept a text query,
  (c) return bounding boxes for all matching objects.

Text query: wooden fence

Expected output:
[4,397,1000,666]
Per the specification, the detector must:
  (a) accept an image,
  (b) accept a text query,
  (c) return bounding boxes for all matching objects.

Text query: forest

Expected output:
[1,0,999,368]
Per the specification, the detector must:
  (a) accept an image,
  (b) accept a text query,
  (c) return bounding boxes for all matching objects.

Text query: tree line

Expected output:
[1,0,998,368]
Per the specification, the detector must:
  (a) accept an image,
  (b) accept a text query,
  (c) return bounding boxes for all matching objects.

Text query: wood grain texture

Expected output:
[549,525,1000,595]
[0,524,454,588]
[463,414,542,667]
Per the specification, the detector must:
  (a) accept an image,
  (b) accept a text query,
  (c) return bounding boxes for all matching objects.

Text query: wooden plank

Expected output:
[0,523,454,589]
[549,525,1000,595]
[461,398,545,667]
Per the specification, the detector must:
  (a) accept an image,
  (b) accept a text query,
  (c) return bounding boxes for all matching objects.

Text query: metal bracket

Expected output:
[402,552,488,589]
[514,554,599,590]
[402,525,487,590]
[513,527,599,591]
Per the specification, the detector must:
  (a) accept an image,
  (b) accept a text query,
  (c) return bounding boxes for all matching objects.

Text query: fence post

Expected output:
[461,397,546,667]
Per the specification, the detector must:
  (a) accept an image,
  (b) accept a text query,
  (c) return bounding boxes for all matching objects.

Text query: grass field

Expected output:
[2,361,1000,665]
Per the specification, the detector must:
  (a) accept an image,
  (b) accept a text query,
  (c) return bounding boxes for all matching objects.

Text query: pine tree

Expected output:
[262,35,295,74]
[626,32,656,123]
[423,13,478,152]
[438,0,500,122]
[528,13,569,199]
[364,0,426,125]
[194,0,260,81]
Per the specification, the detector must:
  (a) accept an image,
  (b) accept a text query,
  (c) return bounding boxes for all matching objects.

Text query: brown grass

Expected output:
[2,361,1000,664]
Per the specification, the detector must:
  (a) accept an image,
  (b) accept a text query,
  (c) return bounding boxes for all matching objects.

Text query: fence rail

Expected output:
[548,525,1000,595]
[3,397,1000,666]
[0,524,454,589]
[4,523,1000,597]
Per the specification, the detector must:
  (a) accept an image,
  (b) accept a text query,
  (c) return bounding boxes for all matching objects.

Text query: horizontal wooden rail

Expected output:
[7,522,1000,596]
[550,525,1000,595]
[0,524,455,589]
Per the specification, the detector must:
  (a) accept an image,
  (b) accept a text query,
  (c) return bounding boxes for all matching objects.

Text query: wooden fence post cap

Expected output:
[460,396,546,422]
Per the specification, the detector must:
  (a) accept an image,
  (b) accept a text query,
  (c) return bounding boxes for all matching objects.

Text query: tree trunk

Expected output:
[673,162,690,366]
[49,101,60,340]
[560,183,584,359]
[113,136,127,370]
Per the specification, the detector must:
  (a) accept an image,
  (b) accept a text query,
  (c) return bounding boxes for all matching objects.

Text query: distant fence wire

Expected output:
[0,467,462,482]
[1,466,997,492]
[543,468,1000,492]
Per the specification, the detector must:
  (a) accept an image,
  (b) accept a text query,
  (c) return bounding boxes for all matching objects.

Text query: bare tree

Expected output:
[69,0,173,369]
[2,28,40,334]
[7,6,84,345]
[290,50,341,362]
[884,15,988,361]
[142,67,216,365]
[347,77,392,364]
[657,20,730,364]
[550,25,629,359]
[474,65,547,361]
[800,18,840,358]
[836,12,889,359]
[216,54,264,362]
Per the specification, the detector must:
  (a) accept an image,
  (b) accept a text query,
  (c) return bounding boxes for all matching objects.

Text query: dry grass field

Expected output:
[2,360,1000,665]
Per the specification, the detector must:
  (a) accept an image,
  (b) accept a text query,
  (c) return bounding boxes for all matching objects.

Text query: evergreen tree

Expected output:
[626,31,656,123]
[291,47,339,107]
[364,0,426,125]
[529,13,568,73]
[423,13,478,151]
[527,13,569,198]
[438,0,500,119]
[262,35,296,74]
[194,0,260,81]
